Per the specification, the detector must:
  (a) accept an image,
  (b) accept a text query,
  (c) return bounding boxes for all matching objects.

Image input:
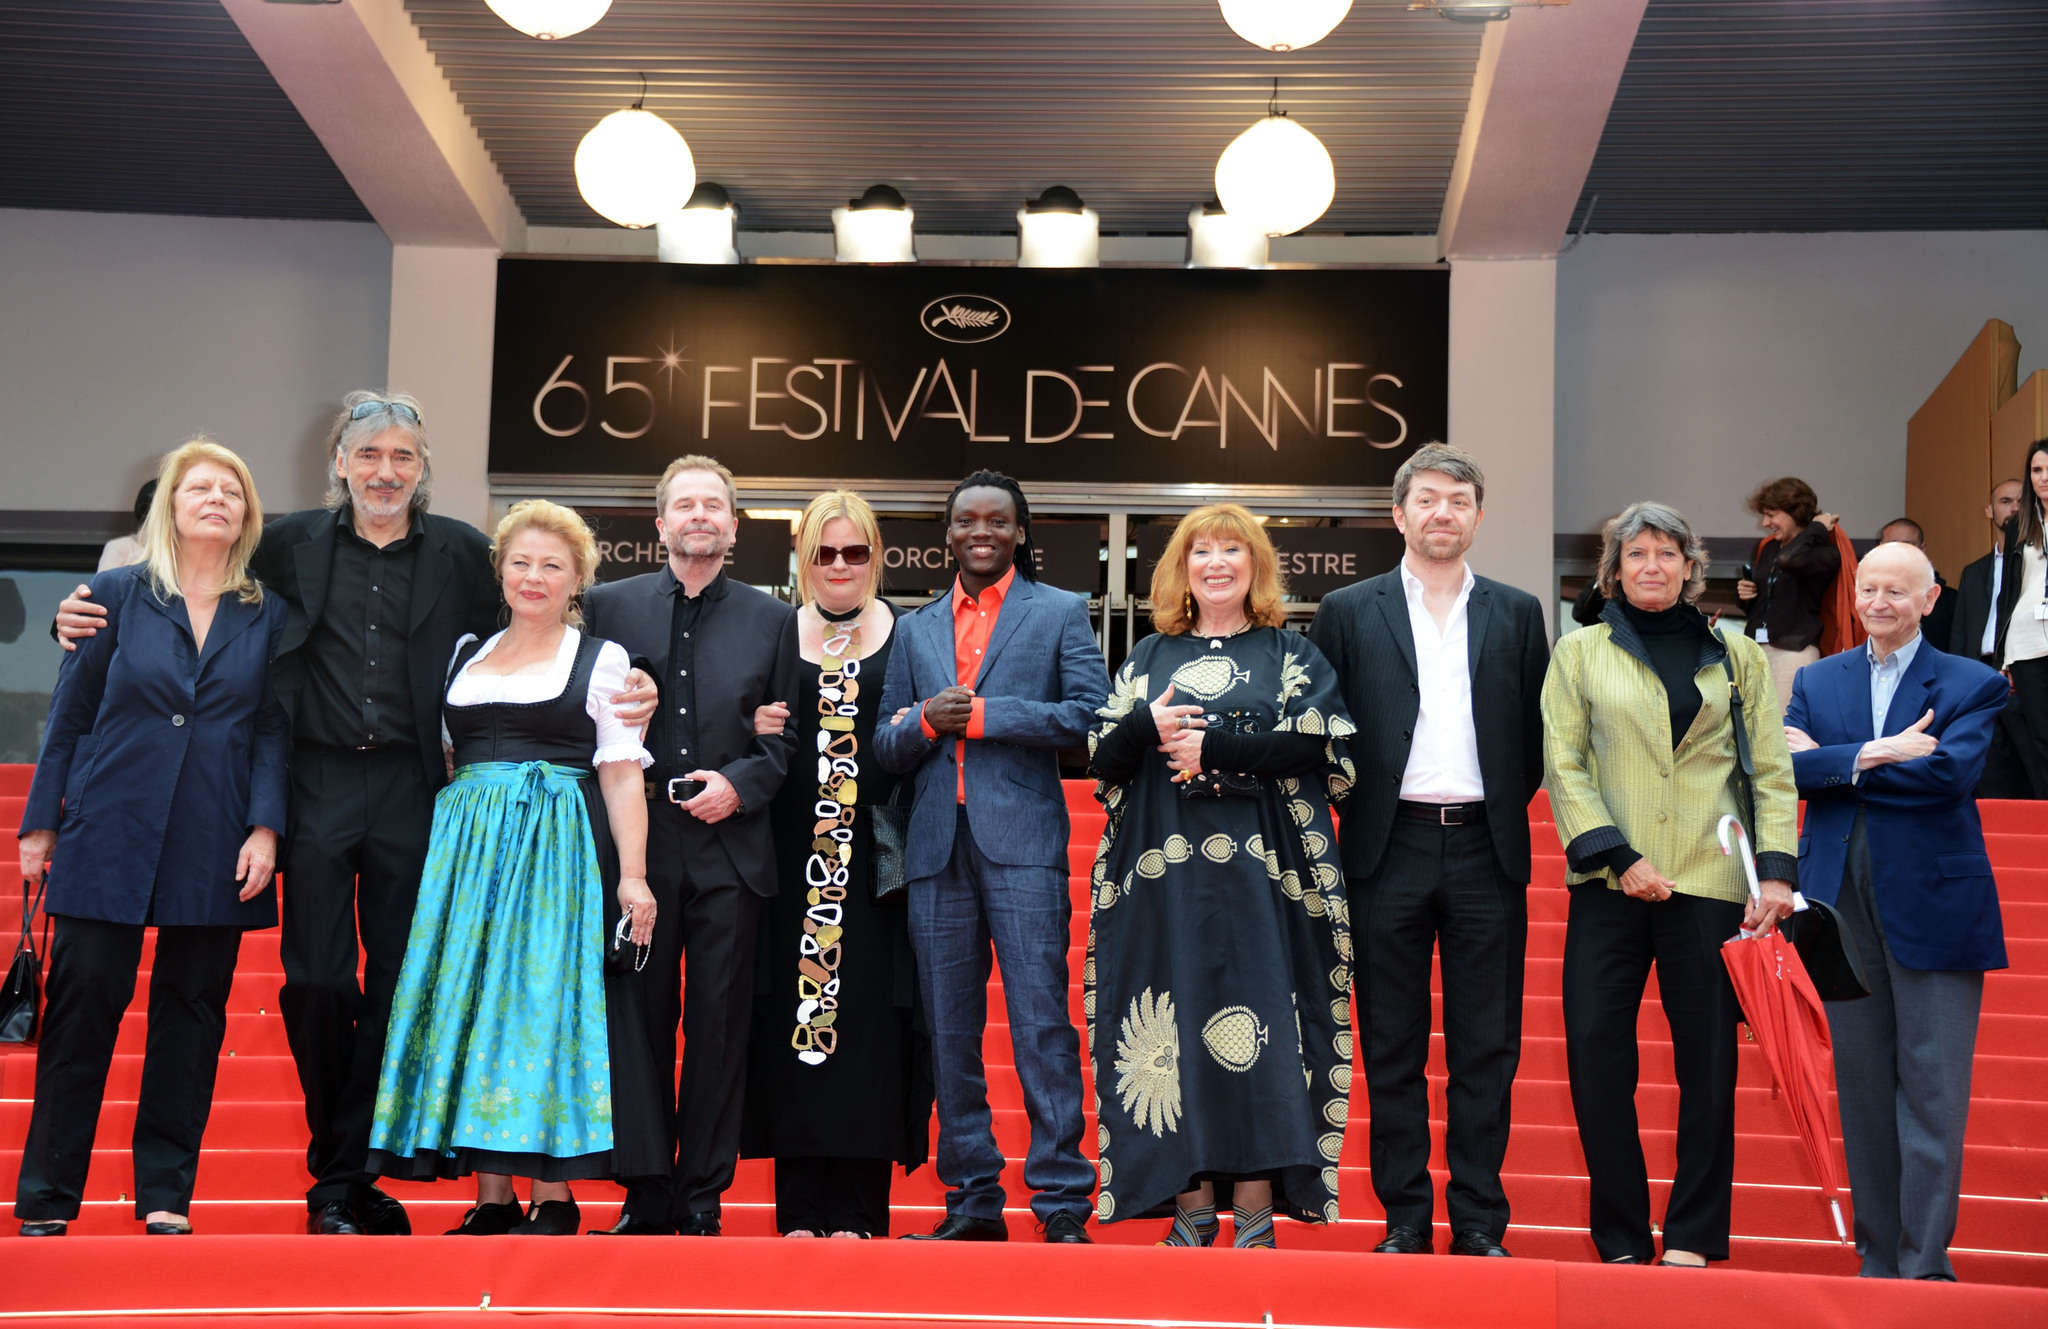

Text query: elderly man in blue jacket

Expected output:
[1785,541,2010,1282]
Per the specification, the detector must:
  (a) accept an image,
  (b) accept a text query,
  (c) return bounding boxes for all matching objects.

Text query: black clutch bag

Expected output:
[605,916,649,976]
[1783,898,1871,1002]
[1,875,50,1045]
[1177,708,1262,800]
[870,778,909,905]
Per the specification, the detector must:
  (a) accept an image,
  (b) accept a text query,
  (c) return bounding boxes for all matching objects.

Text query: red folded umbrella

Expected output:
[1717,815,1850,1243]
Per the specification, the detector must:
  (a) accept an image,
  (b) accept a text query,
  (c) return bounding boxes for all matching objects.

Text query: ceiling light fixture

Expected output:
[483,0,611,39]
[657,181,740,264]
[575,75,695,229]
[1214,81,1334,238]
[1186,201,1270,269]
[832,184,916,263]
[1017,186,1100,268]
[1408,0,1568,21]
[1218,0,1352,51]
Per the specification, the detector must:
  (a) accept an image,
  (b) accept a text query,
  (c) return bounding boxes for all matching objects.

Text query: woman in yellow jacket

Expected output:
[1542,501,1798,1268]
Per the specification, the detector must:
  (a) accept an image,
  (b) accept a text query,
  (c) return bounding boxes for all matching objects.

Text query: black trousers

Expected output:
[1352,816,1527,1239]
[774,1156,894,1236]
[1562,883,1743,1262]
[277,744,433,1210]
[2004,657,2048,800]
[14,916,241,1221]
[622,803,764,1224]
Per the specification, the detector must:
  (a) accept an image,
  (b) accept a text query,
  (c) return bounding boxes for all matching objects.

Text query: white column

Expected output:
[386,245,498,530]
[1449,257,1557,633]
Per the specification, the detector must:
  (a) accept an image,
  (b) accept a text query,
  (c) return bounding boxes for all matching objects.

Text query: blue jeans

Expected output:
[909,808,1093,1223]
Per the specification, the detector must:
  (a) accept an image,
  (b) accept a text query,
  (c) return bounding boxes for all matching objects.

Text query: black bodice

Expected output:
[444,631,602,770]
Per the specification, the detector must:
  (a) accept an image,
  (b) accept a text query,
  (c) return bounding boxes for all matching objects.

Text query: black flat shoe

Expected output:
[518,1200,582,1236]
[1655,1257,1707,1268]
[1040,1211,1092,1244]
[1450,1230,1511,1257]
[144,1220,193,1235]
[1373,1225,1431,1254]
[902,1214,1008,1242]
[19,1220,67,1237]
[590,1214,678,1236]
[356,1188,412,1236]
[446,1202,525,1236]
[310,1201,363,1235]
[675,1210,722,1236]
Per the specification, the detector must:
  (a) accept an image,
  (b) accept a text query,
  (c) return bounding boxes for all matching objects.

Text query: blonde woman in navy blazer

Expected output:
[13,440,289,1237]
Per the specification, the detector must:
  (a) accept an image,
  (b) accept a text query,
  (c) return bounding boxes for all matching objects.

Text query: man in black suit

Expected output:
[1950,480,2023,666]
[582,455,798,1236]
[55,394,657,1234]
[1307,442,1550,1259]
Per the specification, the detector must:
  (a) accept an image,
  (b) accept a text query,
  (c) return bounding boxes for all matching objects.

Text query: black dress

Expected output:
[740,611,932,1234]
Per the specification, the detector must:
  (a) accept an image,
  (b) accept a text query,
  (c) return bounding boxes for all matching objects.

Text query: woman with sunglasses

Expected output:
[742,490,932,1238]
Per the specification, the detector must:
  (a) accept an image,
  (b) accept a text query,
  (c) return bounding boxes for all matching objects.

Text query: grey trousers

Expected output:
[1825,812,1984,1280]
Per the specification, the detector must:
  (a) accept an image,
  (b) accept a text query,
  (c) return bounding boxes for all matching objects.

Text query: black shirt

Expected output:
[652,566,716,780]
[298,514,421,749]
[1746,523,1839,653]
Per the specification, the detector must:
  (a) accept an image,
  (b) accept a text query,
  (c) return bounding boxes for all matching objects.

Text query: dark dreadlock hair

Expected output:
[944,469,1037,581]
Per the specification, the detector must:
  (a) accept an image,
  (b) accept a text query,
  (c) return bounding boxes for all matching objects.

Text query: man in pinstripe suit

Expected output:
[1307,443,1551,1258]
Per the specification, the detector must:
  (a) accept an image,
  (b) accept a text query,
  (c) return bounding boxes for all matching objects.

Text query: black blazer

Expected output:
[583,568,798,896]
[1307,569,1551,884]
[1952,549,2000,662]
[248,507,499,791]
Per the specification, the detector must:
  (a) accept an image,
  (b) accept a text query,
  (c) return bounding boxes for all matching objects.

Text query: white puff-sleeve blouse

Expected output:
[443,629,653,769]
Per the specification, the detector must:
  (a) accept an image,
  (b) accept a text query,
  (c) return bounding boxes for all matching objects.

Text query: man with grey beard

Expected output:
[56,392,656,1234]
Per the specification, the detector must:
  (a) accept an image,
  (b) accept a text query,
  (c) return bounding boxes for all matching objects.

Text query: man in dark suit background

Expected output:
[582,455,798,1236]
[1307,442,1550,1258]
[876,471,1108,1243]
[1875,518,1955,658]
[1948,479,2023,666]
[1785,542,2009,1280]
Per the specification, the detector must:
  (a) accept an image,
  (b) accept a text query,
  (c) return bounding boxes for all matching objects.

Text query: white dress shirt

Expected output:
[1398,558,1486,802]
[1981,545,2005,658]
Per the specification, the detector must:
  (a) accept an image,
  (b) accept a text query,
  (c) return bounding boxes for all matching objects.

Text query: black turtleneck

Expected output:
[1619,596,1709,749]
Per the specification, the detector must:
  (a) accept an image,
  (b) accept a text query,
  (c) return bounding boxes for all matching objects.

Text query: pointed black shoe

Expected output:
[1450,1230,1511,1257]
[902,1214,1007,1242]
[675,1210,722,1236]
[1040,1212,1093,1244]
[1373,1225,1431,1254]
[517,1200,582,1236]
[144,1220,193,1235]
[19,1220,67,1237]
[356,1188,412,1235]
[446,1201,525,1235]
[310,1201,363,1235]
[590,1214,678,1236]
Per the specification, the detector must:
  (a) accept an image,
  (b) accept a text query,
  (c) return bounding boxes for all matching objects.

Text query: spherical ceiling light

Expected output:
[483,0,611,40]
[575,106,695,229]
[1214,113,1334,237]
[1218,0,1352,51]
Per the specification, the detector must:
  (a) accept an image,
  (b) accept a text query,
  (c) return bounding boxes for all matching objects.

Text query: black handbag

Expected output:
[605,915,649,976]
[870,777,909,905]
[1177,708,1262,800]
[1,875,51,1045]
[1717,632,1870,1002]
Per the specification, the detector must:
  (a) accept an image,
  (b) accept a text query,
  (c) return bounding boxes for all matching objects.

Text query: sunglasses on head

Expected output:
[349,399,423,425]
[815,544,873,567]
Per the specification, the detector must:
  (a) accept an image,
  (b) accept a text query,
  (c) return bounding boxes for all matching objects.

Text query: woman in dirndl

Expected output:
[366,499,665,1234]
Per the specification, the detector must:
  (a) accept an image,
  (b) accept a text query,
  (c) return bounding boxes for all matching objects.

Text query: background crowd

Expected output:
[13,389,2047,1284]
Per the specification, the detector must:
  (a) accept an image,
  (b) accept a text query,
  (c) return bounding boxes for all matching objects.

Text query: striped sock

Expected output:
[1159,1203,1219,1247]
[1232,1203,1276,1250]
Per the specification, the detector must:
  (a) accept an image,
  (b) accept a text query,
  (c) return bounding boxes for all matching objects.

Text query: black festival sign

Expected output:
[489,261,1447,489]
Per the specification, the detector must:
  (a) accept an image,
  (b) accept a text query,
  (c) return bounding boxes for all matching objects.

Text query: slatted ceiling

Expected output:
[403,0,1482,232]
[1575,0,2048,234]
[0,0,369,221]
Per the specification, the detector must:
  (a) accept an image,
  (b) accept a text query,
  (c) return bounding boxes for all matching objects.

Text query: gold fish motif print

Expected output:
[1169,655,1252,702]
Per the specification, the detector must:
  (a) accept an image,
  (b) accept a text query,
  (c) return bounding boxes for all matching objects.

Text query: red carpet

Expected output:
[4,763,2048,1326]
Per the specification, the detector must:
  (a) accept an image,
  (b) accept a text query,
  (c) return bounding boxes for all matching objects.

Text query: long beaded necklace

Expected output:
[792,606,864,1066]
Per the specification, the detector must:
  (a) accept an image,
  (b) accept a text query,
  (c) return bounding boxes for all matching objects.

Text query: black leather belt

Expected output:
[1398,799,1487,826]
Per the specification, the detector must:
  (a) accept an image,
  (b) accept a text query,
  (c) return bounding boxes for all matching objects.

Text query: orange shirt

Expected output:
[921,565,1014,802]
